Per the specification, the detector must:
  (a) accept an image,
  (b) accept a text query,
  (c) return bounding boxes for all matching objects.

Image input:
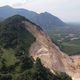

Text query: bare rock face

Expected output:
[22,21,80,80]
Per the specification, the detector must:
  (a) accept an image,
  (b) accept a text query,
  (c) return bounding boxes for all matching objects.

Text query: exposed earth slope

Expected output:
[22,20,80,80]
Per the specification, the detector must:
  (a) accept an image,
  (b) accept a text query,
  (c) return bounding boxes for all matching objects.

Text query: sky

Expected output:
[0,0,80,22]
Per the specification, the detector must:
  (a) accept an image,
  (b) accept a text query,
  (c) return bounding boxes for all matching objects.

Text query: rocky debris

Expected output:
[22,21,80,80]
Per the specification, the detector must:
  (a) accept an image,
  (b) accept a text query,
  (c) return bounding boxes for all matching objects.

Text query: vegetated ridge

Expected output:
[0,15,71,80]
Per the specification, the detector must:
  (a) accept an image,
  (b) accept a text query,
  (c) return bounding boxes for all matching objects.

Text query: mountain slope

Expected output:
[33,12,65,30]
[0,15,71,80]
[22,18,80,80]
[0,5,17,18]
[0,15,36,51]
[0,6,66,30]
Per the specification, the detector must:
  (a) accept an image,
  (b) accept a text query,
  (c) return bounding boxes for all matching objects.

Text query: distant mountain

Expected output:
[0,17,4,21]
[0,5,66,30]
[0,6,17,18]
[33,12,66,30]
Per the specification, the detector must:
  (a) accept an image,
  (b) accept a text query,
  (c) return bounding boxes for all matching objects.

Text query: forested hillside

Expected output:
[0,15,72,80]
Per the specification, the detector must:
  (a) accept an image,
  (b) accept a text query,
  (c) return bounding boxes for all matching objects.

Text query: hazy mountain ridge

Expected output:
[0,17,4,21]
[0,5,66,30]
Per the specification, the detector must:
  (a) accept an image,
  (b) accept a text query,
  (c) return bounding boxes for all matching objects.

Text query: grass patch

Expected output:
[2,48,19,66]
